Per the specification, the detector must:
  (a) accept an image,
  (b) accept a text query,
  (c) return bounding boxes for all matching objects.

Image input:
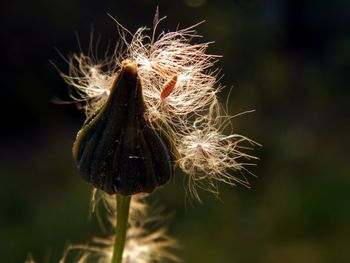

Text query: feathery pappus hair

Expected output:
[58,191,179,263]
[57,10,258,200]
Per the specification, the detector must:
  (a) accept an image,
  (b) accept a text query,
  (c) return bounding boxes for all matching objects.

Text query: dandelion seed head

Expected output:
[59,53,117,117]
[60,17,219,128]
[177,104,258,200]
[126,24,219,125]
[59,12,258,200]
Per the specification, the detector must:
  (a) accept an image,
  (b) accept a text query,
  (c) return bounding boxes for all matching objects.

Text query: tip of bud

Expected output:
[122,59,137,76]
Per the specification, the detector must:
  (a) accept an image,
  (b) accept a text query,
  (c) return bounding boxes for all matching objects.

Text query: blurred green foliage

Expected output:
[1,0,349,262]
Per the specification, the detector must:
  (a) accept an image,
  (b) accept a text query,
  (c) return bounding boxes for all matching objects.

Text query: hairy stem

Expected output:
[111,194,131,263]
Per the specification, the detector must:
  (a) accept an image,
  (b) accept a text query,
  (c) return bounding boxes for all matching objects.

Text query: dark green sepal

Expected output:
[73,61,175,195]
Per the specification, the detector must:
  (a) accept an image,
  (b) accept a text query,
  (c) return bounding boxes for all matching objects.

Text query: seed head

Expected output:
[59,12,258,200]
[126,21,219,127]
[178,104,258,200]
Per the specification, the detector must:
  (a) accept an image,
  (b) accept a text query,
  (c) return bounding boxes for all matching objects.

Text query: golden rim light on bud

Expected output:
[121,59,137,76]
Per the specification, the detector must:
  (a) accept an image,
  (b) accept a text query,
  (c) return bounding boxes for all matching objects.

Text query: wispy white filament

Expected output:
[177,105,258,200]
[59,13,258,200]
[58,192,178,263]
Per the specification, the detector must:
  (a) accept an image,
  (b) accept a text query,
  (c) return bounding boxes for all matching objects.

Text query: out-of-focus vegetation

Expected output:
[1,0,349,262]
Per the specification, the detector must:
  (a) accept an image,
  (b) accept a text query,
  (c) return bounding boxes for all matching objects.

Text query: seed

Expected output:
[197,144,209,158]
[160,75,178,100]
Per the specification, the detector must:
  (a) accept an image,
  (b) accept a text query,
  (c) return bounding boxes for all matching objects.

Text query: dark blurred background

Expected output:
[1,0,350,262]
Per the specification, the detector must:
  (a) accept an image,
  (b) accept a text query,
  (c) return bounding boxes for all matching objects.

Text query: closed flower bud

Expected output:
[73,60,174,195]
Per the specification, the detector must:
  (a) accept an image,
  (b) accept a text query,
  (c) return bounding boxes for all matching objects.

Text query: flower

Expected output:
[59,11,258,200]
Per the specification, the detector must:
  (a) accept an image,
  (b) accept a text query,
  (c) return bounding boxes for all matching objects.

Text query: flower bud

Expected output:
[73,60,174,195]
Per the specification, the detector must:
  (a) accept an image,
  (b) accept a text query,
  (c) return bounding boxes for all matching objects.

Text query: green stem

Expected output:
[111,194,131,263]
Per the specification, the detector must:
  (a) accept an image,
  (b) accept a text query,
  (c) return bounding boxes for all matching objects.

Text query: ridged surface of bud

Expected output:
[73,61,174,195]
